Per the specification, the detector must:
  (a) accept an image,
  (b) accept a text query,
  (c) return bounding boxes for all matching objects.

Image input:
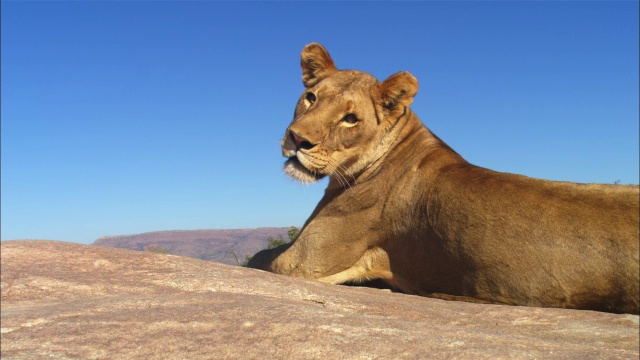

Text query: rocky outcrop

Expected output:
[2,240,638,359]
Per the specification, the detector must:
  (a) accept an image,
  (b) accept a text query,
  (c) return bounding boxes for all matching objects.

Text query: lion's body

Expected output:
[248,43,640,314]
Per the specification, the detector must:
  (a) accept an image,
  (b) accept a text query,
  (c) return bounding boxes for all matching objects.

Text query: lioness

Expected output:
[249,43,640,314]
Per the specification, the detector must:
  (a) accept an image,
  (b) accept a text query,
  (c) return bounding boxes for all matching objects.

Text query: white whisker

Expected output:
[327,159,354,190]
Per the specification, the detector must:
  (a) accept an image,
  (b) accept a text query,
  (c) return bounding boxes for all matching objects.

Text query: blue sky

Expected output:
[2,1,638,244]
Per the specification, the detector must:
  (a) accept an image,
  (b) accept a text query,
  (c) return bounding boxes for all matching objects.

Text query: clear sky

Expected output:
[2,1,638,244]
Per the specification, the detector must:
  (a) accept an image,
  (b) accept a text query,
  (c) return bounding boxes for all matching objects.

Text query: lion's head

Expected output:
[282,43,419,185]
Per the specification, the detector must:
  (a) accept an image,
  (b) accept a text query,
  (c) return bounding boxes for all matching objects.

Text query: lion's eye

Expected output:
[305,92,317,105]
[342,113,359,125]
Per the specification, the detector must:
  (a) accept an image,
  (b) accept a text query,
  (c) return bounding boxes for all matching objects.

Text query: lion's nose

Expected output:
[290,131,316,150]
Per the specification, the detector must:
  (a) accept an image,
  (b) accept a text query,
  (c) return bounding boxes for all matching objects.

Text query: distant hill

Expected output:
[93,227,292,265]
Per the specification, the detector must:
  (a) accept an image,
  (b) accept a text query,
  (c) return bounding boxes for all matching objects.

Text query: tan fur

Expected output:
[249,43,640,314]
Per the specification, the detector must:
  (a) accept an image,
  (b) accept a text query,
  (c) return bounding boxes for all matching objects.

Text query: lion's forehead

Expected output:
[317,70,378,96]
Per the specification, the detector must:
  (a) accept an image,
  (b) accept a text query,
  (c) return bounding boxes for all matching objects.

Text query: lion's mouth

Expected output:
[284,156,325,183]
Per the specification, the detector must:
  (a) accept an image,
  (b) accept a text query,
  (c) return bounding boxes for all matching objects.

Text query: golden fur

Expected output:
[249,43,640,314]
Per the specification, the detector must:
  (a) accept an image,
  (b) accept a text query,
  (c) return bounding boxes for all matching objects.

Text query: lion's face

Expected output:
[282,71,382,184]
[282,43,418,185]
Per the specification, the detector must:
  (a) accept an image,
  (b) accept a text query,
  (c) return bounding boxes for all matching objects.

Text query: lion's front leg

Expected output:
[246,241,293,273]
[246,238,322,277]
[248,227,376,281]
[247,242,327,278]
[318,247,393,284]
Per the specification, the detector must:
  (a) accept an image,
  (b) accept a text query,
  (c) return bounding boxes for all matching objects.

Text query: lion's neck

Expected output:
[344,108,465,186]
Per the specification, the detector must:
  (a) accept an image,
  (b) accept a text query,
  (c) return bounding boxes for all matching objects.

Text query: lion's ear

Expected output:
[301,43,338,88]
[379,72,419,110]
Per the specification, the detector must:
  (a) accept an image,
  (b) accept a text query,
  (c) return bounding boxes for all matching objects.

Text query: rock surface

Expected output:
[2,240,638,359]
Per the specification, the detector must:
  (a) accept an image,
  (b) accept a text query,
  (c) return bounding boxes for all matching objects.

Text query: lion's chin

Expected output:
[284,158,325,184]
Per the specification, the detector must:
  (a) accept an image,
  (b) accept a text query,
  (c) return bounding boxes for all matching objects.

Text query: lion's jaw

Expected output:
[283,156,325,184]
